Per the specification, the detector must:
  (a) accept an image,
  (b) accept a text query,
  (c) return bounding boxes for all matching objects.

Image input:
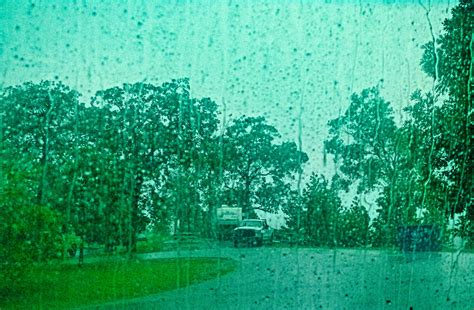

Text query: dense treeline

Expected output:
[291,0,472,248]
[0,78,308,273]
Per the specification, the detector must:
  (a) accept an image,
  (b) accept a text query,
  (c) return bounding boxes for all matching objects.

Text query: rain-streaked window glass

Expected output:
[1,0,472,309]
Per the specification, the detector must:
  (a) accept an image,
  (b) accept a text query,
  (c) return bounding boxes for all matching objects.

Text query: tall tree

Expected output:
[338,197,370,248]
[221,116,308,218]
[420,0,473,244]
[325,87,405,245]
[325,87,398,192]
[303,174,341,247]
[87,79,220,246]
[0,81,82,251]
[0,156,62,285]
[0,81,80,206]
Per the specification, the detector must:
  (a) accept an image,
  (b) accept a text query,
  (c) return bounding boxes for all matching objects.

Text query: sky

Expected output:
[0,0,455,189]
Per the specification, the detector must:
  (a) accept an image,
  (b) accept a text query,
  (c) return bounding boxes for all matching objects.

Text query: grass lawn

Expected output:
[1,257,237,309]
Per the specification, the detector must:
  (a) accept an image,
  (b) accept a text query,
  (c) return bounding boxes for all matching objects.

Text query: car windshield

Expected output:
[1,0,473,309]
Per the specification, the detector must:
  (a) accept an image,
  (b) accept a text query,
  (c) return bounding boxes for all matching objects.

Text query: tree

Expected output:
[338,197,370,248]
[0,149,63,287]
[302,174,341,247]
[420,0,473,245]
[86,79,220,247]
[220,116,308,218]
[280,189,304,231]
[398,90,451,222]
[0,81,82,257]
[325,87,404,245]
[141,79,219,235]
[325,87,398,192]
[88,83,157,251]
[0,81,80,207]
[420,0,472,102]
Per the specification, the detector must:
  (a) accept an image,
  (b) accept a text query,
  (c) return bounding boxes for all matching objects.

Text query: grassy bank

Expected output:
[1,257,237,309]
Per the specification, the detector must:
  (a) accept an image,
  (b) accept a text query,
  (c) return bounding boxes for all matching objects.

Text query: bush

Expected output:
[0,154,63,285]
[0,204,63,285]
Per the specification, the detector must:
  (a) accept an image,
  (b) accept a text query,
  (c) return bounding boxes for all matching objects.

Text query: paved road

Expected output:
[90,247,473,310]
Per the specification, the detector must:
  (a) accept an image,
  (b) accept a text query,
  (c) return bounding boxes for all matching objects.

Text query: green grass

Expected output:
[1,257,237,309]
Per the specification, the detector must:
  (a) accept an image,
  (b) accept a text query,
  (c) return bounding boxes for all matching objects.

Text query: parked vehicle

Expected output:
[233,219,273,247]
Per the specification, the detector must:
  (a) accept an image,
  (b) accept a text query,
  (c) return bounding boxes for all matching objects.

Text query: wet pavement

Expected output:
[88,247,474,309]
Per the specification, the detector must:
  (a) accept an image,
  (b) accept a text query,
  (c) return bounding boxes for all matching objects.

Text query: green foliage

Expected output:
[325,87,398,193]
[221,116,308,217]
[419,1,473,246]
[0,81,83,258]
[0,81,80,206]
[421,1,472,197]
[84,79,220,242]
[0,151,63,285]
[399,90,450,214]
[324,87,403,246]
[281,189,304,232]
[0,78,224,257]
[303,174,341,247]
[338,198,370,247]
[421,0,472,101]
